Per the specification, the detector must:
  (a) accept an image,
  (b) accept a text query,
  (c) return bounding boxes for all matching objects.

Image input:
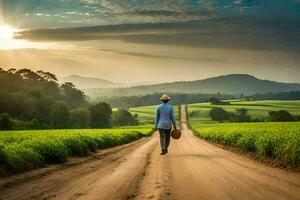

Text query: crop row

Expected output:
[0,128,153,176]
[192,122,300,168]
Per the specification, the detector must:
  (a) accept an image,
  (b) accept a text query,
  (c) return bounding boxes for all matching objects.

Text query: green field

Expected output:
[0,127,152,176]
[189,100,300,168]
[130,105,157,125]
[188,100,300,124]
[192,122,300,167]
[130,104,179,125]
[0,102,178,176]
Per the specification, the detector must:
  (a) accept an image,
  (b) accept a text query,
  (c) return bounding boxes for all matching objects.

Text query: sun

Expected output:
[0,24,49,50]
[0,25,28,49]
[0,25,15,40]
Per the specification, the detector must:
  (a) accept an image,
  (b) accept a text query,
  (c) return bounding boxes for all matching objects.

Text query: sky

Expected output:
[0,0,300,83]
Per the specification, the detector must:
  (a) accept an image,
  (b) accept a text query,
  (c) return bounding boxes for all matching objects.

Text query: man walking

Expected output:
[155,94,177,155]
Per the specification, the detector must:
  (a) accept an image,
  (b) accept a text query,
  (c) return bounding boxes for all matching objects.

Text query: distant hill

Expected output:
[85,74,300,98]
[129,81,161,87]
[59,75,124,89]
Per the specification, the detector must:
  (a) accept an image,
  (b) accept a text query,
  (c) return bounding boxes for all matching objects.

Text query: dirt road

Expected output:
[1,105,300,200]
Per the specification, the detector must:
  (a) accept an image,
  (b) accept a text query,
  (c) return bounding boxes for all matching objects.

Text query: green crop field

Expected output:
[188,100,300,168]
[192,122,300,167]
[130,105,157,125]
[0,128,152,176]
[130,104,179,125]
[0,101,180,176]
[188,100,300,124]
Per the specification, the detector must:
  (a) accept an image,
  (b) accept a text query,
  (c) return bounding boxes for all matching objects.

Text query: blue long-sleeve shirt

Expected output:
[155,103,176,129]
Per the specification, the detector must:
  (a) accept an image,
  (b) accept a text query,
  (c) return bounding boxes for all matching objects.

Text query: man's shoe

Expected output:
[160,152,166,155]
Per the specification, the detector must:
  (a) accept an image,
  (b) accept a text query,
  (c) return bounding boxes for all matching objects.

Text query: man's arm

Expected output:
[155,108,160,130]
[171,107,177,129]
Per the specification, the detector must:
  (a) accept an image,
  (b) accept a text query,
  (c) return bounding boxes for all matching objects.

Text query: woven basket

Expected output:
[171,129,181,140]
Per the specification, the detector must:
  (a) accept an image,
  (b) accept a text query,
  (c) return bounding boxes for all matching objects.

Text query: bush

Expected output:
[25,139,69,164]
[112,109,139,126]
[208,97,230,105]
[79,135,98,152]
[3,144,43,173]
[0,113,14,130]
[61,136,89,156]
[268,110,296,122]
[294,115,300,121]
[236,133,256,152]
[209,108,252,122]
[89,102,112,128]
[0,142,7,170]
[234,108,251,122]
[209,108,230,122]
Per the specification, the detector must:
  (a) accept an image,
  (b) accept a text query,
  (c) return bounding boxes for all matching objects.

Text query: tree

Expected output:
[61,82,86,108]
[16,69,41,82]
[0,113,14,130]
[234,108,251,122]
[36,71,58,82]
[208,97,221,105]
[294,115,300,121]
[207,97,230,105]
[69,108,90,128]
[268,110,296,122]
[0,68,89,129]
[209,108,230,122]
[112,109,139,126]
[41,81,60,97]
[21,96,55,124]
[89,102,112,128]
[50,102,69,128]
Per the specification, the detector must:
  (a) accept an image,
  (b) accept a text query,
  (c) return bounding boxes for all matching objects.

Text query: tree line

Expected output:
[0,68,138,130]
[209,107,300,123]
[248,91,300,100]
[97,93,234,108]
[96,91,300,109]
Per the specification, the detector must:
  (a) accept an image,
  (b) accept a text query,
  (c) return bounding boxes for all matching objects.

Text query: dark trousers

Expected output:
[158,128,171,151]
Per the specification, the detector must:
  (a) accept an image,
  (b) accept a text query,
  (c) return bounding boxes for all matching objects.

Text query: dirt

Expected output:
[1,105,300,200]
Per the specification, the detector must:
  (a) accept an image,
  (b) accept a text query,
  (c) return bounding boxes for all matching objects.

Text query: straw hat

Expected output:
[160,94,170,101]
[171,129,181,140]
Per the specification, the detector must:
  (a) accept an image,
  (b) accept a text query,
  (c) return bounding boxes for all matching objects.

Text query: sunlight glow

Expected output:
[0,25,15,40]
[0,24,52,50]
[0,25,26,49]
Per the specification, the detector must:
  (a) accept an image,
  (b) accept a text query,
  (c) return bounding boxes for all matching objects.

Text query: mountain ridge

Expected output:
[84,74,300,98]
[59,75,124,89]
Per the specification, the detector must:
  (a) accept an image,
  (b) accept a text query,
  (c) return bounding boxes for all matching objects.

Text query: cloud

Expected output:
[15,16,300,52]
[66,11,94,16]
[99,0,124,13]
[124,9,181,17]
[98,48,225,62]
[2,0,300,29]
[122,8,215,19]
